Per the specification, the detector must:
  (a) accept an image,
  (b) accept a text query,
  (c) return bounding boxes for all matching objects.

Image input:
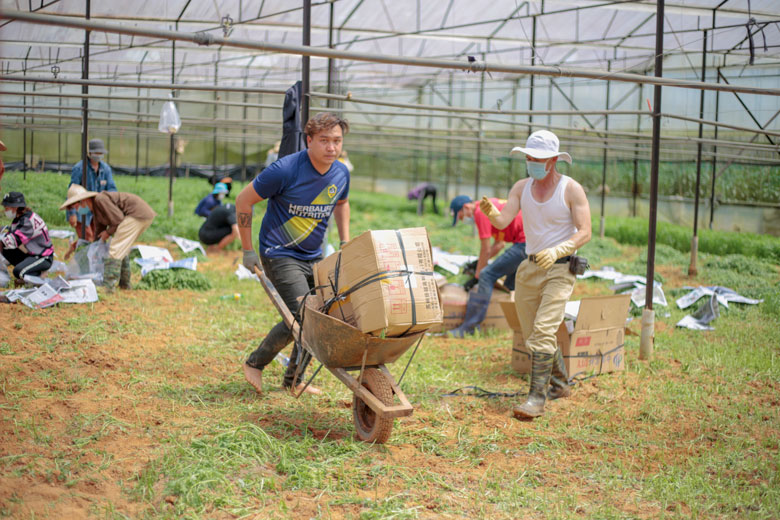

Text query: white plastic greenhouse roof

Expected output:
[1,0,779,89]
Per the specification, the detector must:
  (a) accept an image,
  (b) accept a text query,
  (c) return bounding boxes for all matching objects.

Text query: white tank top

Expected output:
[521,175,578,255]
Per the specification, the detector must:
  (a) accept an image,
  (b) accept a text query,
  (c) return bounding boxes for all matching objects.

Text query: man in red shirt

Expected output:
[448,194,527,336]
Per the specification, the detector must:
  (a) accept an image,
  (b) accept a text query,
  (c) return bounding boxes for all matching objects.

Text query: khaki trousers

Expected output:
[514,260,576,355]
[108,216,154,260]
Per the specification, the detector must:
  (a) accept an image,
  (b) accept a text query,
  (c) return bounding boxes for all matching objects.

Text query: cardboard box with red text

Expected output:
[315,227,442,337]
[501,294,630,378]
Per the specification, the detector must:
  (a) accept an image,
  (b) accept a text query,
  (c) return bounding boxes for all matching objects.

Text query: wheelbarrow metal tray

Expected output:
[301,296,424,369]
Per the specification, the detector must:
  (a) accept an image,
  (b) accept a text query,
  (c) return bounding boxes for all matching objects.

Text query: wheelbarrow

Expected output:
[254,267,425,444]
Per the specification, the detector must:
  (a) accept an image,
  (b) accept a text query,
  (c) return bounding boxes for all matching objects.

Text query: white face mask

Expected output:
[216,192,226,201]
[5,209,16,220]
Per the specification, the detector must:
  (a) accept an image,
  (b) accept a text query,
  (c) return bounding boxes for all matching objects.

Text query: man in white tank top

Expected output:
[480,130,592,420]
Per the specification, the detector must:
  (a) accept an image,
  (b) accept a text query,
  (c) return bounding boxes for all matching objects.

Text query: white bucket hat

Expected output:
[510,130,572,164]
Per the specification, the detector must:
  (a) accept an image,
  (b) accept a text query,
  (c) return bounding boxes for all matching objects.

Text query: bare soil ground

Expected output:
[1,244,777,519]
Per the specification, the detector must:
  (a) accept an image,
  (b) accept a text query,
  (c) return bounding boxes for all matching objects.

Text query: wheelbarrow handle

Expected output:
[253,265,299,335]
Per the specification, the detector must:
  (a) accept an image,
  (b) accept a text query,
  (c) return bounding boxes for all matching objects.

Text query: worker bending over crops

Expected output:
[60,185,156,292]
[238,112,351,396]
[481,130,591,419]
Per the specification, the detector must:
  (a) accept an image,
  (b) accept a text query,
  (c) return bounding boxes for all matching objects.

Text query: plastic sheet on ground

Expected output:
[0,266,11,288]
[577,266,622,280]
[675,286,762,331]
[431,247,477,275]
[49,229,75,240]
[132,245,174,262]
[585,267,668,308]
[235,263,260,282]
[48,260,69,275]
[629,284,668,308]
[165,234,206,256]
[676,285,763,310]
[2,276,97,308]
[677,295,719,331]
[135,256,198,276]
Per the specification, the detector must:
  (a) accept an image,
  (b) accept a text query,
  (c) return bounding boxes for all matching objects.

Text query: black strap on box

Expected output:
[564,343,624,384]
[318,236,433,336]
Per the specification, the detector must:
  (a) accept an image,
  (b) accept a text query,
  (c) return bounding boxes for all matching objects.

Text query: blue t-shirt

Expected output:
[70,160,117,193]
[194,193,220,217]
[253,150,349,260]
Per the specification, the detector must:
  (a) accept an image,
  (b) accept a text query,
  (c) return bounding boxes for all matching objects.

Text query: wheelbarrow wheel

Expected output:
[352,368,394,444]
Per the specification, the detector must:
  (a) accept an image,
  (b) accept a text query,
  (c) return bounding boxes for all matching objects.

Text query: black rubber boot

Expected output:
[513,351,554,419]
[103,258,121,292]
[119,256,132,289]
[548,348,571,400]
[448,292,491,338]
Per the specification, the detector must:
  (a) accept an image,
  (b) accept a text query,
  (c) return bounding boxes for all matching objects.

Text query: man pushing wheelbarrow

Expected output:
[236,112,352,396]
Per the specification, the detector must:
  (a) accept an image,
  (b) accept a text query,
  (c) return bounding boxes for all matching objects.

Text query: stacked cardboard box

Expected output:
[481,290,512,330]
[315,227,442,337]
[428,283,469,333]
[428,285,513,333]
[501,294,630,379]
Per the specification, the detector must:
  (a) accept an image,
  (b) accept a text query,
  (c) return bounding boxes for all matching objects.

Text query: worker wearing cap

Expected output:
[481,130,591,419]
[60,184,156,291]
[195,182,229,218]
[1,192,55,281]
[69,138,117,193]
[448,194,526,337]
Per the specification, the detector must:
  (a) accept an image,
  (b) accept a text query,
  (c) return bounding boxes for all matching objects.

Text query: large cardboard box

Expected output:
[428,283,468,333]
[481,289,512,330]
[315,227,442,337]
[501,294,630,378]
[500,298,532,373]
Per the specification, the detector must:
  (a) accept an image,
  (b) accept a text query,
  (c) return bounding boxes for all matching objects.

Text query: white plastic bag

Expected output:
[66,239,110,284]
[158,99,181,134]
[0,265,10,288]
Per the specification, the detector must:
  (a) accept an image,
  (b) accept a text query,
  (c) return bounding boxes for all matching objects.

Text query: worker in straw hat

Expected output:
[60,185,156,291]
[480,130,591,420]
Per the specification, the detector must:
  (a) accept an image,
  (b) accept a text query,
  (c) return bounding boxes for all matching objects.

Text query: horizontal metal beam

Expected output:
[0,74,286,95]
[1,9,779,97]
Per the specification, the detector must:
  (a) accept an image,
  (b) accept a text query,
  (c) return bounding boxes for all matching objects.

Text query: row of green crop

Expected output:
[599,215,780,263]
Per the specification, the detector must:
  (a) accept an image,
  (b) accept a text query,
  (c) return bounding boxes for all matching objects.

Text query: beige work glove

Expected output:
[534,239,576,270]
[479,196,500,222]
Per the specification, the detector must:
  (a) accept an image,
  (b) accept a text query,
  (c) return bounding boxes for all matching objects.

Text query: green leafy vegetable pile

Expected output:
[136,269,212,291]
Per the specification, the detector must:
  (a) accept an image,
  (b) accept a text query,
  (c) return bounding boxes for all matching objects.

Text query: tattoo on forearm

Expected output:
[238,212,252,227]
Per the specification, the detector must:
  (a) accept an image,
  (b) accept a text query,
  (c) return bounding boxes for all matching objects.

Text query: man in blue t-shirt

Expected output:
[237,112,351,396]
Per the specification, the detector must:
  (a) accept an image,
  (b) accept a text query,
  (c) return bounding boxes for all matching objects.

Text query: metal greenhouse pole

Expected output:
[599,62,611,239]
[80,0,90,239]
[689,29,707,277]
[474,52,486,199]
[640,0,664,362]
[709,68,721,229]
[301,0,311,125]
[632,79,643,217]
